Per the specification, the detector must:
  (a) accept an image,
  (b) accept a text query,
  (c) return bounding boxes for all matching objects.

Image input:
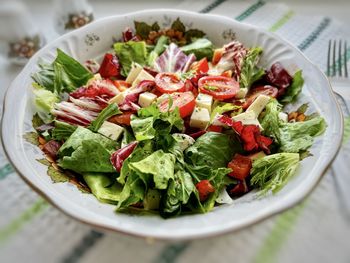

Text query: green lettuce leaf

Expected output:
[51,121,77,141]
[160,170,196,217]
[185,132,241,170]
[147,35,169,66]
[260,99,282,141]
[114,41,148,77]
[181,38,214,60]
[32,49,93,94]
[89,103,121,132]
[239,47,265,89]
[59,140,115,173]
[83,173,122,203]
[32,83,59,123]
[250,153,300,195]
[210,101,242,124]
[130,116,156,141]
[129,150,176,190]
[280,70,304,104]
[279,116,326,153]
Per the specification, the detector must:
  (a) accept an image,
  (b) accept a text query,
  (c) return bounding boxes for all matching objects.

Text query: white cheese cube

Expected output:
[132,69,155,88]
[138,92,157,108]
[278,112,288,122]
[189,107,210,130]
[108,92,127,105]
[235,88,248,99]
[232,111,263,129]
[195,93,213,112]
[246,94,270,117]
[98,121,124,141]
[125,62,143,84]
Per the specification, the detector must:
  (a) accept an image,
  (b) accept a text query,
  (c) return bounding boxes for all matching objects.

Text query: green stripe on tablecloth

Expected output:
[298,17,331,51]
[235,0,265,21]
[253,202,307,263]
[199,0,227,13]
[154,242,190,263]
[62,230,104,263]
[0,198,48,245]
[343,117,350,145]
[0,163,14,180]
[268,10,295,32]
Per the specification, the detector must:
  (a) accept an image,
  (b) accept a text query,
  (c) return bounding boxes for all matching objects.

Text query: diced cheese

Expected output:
[189,107,210,130]
[125,62,143,84]
[138,92,157,108]
[132,69,155,88]
[195,93,213,112]
[108,92,127,105]
[98,121,124,141]
[232,111,263,129]
[235,88,248,99]
[278,112,288,122]
[246,94,270,117]
[172,133,195,151]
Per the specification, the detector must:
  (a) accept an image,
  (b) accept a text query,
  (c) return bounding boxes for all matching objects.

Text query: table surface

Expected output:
[1,1,350,263]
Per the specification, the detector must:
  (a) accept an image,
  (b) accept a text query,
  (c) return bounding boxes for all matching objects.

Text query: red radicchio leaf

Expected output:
[188,130,207,139]
[266,62,292,90]
[42,140,61,160]
[110,141,138,172]
[122,27,134,42]
[228,179,249,197]
[98,53,120,79]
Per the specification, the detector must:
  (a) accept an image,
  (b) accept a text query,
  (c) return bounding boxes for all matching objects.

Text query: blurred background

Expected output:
[1,1,350,263]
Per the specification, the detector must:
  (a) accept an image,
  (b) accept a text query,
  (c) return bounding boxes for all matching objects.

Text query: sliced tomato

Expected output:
[207,125,223,133]
[155,73,185,93]
[113,80,131,92]
[227,154,252,180]
[158,92,195,118]
[108,112,133,126]
[190,58,209,74]
[243,85,278,109]
[198,76,240,101]
[196,180,215,202]
[212,48,224,65]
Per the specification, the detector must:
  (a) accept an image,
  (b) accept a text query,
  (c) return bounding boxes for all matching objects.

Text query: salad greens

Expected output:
[29,18,326,218]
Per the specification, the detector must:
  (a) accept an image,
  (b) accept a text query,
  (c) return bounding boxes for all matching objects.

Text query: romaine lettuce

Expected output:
[239,47,265,89]
[181,38,214,60]
[88,103,121,132]
[114,41,148,77]
[32,83,59,123]
[280,70,304,104]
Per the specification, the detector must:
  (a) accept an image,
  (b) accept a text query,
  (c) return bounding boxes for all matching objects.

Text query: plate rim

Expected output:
[1,9,344,240]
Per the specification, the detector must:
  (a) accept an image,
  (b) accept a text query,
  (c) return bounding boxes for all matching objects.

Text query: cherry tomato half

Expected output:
[155,73,185,94]
[158,92,195,118]
[198,76,240,101]
[243,85,278,109]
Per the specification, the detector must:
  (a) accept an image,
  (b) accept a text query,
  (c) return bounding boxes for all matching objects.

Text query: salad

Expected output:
[29,18,326,217]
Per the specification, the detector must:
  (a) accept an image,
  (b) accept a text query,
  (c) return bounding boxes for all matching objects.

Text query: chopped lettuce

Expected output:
[153,43,196,73]
[181,38,214,60]
[57,127,118,173]
[210,101,242,124]
[280,70,304,104]
[88,103,121,132]
[59,140,115,173]
[114,41,148,77]
[250,153,300,195]
[32,83,59,123]
[147,35,169,66]
[260,99,327,153]
[51,121,77,141]
[32,49,93,94]
[131,104,184,141]
[185,132,241,170]
[279,116,326,153]
[83,173,122,203]
[239,47,265,89]
[129,150,176,189]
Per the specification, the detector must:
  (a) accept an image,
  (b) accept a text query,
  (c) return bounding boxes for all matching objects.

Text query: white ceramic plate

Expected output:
[1,9,343,240]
